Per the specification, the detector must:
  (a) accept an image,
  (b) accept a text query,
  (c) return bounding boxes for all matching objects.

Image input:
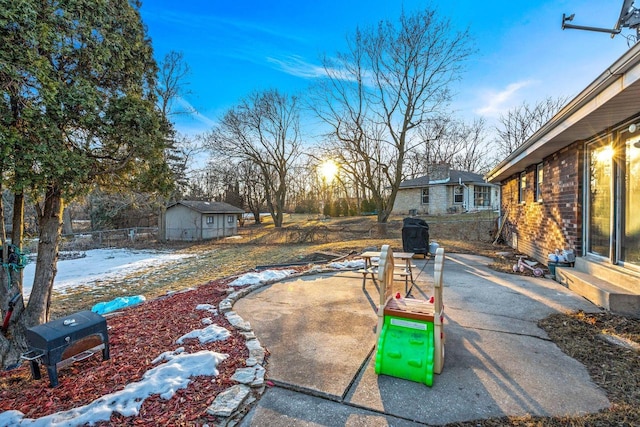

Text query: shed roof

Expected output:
[399,170,492,188]
[486,42,640,183]
[167,200,244,214]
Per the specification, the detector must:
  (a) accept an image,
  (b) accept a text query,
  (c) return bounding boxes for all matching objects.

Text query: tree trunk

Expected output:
[62,206,74,235]
[9,191,25,292]
[0,185,64,369]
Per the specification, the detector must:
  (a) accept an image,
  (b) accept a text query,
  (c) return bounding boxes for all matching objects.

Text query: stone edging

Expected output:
[205,265,357,426]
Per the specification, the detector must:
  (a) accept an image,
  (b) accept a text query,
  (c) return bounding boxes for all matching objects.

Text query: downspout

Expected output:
[459,178,469,212]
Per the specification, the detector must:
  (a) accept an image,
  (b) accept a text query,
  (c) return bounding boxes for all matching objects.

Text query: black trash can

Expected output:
[402,217,429,257]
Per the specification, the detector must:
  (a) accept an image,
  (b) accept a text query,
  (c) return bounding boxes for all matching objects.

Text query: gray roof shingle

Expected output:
[399,170,493,188]
[167,200,244,214]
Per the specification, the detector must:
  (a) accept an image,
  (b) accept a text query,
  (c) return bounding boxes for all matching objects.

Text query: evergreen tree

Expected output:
[0,0,172,367]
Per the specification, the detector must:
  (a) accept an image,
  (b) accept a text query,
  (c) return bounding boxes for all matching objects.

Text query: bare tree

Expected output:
[156,51,200,199]
[409,116,494,175]
[156,51,193,118]
[311,8,474,223]
[204,89,302,227]
[495,96,568,157]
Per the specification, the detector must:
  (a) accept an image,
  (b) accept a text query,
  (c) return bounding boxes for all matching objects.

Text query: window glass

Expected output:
[536,163,544,202]
[454,186,464,204]
[421,188,429,204]
[519,172,526,203]
[474,186,491,207]
[207,216,214,224]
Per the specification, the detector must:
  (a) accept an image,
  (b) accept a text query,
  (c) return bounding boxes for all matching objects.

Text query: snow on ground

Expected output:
[21,248,194,298]
[228,269,296,287]
[0,306,230,426]
[0,256,367,425]
[328,259,365,269]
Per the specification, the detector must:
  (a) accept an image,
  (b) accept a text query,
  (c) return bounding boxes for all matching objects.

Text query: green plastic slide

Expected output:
[375,314,435,386]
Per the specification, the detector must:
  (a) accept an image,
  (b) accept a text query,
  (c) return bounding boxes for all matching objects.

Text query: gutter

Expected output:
[486,42,640,183]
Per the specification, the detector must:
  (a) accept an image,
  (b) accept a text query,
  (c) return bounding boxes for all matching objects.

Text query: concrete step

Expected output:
[575,257,640,293]
[556,266,640,317]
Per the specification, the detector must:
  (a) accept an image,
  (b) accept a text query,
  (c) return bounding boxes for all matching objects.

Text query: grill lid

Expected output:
[26,310,107,351]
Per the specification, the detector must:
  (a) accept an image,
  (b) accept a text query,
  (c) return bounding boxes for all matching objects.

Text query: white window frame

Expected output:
[421,188,429,204]
[536,163,544,202]
[453,186,464,204]
[474,186,492,207]
[519,172,526,203]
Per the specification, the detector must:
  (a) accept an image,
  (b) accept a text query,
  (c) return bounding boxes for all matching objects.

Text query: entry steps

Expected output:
[556,257,640,317]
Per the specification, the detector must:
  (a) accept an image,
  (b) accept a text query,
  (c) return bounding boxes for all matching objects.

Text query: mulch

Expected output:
[0,277,251,426]
[2,256,640,426]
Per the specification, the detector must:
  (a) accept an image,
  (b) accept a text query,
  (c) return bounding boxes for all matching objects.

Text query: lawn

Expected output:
[2,213,639,426]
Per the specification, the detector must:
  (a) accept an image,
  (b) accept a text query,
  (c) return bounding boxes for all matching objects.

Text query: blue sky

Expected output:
[139,1,633,138]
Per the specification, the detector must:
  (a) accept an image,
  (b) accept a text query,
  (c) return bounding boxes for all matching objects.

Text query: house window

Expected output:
[227,215,234,224]
[536,163,544,202]
[519,172,526,203]
[474,186,491,207]
[421,188,429,204]
[206,216,215,224]
[454,186,464,204]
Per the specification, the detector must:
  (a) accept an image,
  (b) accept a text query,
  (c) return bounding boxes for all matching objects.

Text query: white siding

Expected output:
[165,206,239,241]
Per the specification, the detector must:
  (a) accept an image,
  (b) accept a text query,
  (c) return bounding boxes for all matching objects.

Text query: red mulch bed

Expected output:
[0,277,254,426]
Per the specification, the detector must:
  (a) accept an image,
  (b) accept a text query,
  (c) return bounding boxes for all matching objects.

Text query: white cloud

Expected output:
[267,55,364,84]
[474,80,537,117]
[175,97,217,128]
[266,55,328,79]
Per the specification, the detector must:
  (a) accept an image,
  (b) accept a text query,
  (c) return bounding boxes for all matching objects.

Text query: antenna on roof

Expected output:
[562,0,640,42]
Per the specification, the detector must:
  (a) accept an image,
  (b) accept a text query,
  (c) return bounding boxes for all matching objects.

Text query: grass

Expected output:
[48,213,640,426]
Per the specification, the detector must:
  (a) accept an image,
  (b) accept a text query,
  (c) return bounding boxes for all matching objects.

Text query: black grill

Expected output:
[21,310,110,387]
[402,217,430,256]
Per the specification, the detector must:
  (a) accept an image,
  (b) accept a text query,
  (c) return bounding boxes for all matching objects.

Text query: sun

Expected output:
[318,160,339,184]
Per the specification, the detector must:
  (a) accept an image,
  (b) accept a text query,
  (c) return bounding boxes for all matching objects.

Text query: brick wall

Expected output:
[501,142,583,264]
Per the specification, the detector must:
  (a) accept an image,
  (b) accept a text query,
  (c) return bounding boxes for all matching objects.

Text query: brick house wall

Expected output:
[501,141,583,264]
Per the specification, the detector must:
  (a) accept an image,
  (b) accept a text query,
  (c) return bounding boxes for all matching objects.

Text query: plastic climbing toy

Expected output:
[374,245,445,386]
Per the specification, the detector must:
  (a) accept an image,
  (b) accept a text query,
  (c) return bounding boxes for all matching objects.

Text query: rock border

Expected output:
[206,264,361,426]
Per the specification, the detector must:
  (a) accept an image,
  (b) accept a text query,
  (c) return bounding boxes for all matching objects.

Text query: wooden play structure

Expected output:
[374,245,445,386]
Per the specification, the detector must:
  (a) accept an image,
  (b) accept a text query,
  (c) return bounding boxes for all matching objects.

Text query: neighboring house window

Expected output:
[421,188,429,204]
[206,216,214,224]
[519,172,526,203]
[474,186,492,207]
[536,163,544,202]
[454,186,464,204]
[227,215,234,224]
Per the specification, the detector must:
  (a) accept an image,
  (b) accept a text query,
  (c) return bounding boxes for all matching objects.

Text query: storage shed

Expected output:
[163,201,244,241]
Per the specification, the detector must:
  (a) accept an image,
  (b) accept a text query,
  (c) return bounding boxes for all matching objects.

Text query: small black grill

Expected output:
[402,217,430,257]
[21,310,110,387]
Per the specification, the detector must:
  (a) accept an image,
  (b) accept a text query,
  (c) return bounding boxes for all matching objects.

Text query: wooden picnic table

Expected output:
[359,250,417,293]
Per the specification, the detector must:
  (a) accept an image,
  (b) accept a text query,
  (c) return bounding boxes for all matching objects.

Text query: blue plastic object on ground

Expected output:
[91,295,145,315]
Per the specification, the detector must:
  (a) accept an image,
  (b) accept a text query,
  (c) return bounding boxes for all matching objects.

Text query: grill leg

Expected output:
[29,360,41,380]
[102,343,110,361]
[46,365,59,388]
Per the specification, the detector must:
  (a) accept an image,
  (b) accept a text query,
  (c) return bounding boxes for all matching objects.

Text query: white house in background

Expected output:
[392,163,499,216]
[164,200,244,241]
